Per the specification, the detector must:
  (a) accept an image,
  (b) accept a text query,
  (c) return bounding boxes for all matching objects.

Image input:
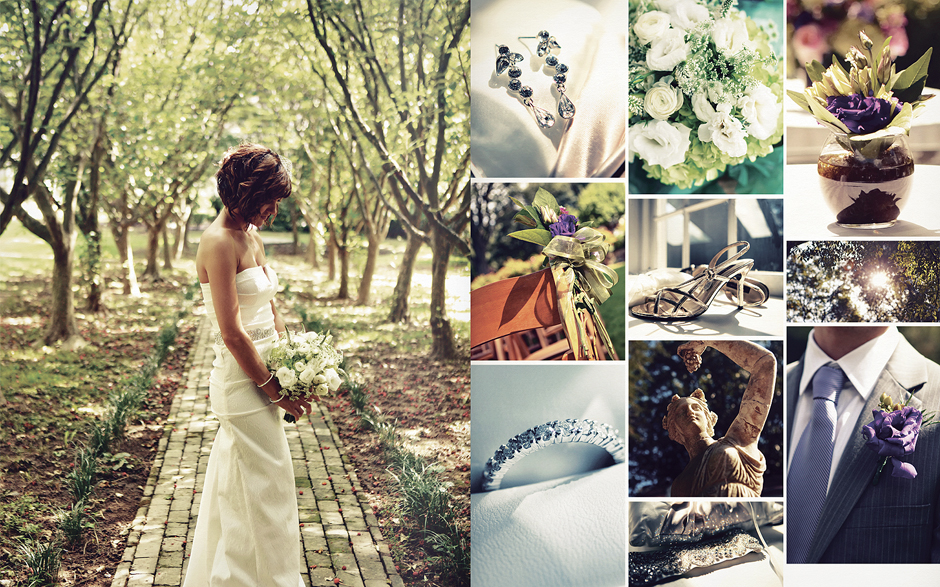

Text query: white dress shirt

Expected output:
[788,326,901,491]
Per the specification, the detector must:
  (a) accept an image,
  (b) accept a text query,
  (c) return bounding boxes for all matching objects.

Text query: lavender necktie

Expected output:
[787,364,845,564]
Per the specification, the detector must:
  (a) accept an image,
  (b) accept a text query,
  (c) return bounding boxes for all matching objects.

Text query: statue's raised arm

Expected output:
[664,341,776,497]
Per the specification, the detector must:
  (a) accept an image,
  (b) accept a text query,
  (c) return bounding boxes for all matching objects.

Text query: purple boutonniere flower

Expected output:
[825,94,896,135]
[862,406,922,482]
[548,213,579,238]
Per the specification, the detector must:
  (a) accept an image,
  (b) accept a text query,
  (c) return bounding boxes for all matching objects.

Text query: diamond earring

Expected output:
[495,44,555,128]
[522,31,576,120]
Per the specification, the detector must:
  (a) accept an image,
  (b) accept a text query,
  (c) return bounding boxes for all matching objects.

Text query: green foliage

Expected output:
[388,462,455,534]
[58,499,93,545]
[786,241,940,322]
[1,496,50,540]
[67,448,98,504]
[576,184,626,228]
[15,537,61,587]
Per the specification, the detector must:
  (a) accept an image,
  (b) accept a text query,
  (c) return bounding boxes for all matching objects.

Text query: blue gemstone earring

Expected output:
[521,31,576,121]
[495,44,555,128]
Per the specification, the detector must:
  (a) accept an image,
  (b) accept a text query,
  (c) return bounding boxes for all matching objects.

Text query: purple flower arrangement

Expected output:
[862,392,936,485]
[788,31,933,138]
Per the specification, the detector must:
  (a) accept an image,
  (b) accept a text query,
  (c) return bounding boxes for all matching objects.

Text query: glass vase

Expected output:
[817,132,914,229]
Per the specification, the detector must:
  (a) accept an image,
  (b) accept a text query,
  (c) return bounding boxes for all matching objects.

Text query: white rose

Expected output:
[737,83,779,140]
[325,368,343,391]
[294,361,306,371]
[630,120,692,169]
[313,374,327,385]
[698,103,748,158]
[633,11,671,46]
[276,366,297,389]
[644,76,684,120]
[647,29,688,71]
[692,92,716,123]
[299,366,317,385]
[711,17,750,56]
[316,384,329,395]
[653,0,682,11]
[669,0,709,31]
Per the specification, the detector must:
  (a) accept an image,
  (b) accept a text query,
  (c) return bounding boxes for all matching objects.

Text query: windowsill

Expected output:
[627,295,785,339]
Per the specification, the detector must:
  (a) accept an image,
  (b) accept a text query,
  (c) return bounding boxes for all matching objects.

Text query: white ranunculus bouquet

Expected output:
[266,330,345,421]
[629,0,784,189]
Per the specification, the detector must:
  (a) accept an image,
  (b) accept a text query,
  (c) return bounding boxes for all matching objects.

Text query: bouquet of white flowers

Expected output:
[629,0,784,190]
[266,330,345,422]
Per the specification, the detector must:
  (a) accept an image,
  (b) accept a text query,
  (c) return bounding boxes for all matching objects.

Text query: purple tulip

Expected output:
[862,406,922,479]
[548,214,579,238]
[825,94,895,134]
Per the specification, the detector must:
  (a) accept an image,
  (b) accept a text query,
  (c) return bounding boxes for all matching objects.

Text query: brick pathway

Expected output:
[111,316,403,587]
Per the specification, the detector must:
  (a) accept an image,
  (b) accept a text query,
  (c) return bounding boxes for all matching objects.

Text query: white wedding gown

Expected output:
[184,265,304,587]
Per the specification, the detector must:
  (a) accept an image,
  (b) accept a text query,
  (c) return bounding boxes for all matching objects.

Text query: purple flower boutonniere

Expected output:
[861,392,936,485]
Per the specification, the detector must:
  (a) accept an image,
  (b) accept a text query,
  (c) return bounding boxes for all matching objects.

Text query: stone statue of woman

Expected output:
[662,340,776,497]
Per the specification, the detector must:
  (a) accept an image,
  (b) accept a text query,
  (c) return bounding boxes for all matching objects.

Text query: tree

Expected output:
[304,0,471,359]
[0,0,141,345]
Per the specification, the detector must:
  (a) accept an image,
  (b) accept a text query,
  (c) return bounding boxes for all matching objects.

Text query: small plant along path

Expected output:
[0,236,469,586]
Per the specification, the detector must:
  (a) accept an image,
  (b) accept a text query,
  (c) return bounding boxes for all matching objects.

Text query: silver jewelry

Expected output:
[521,31,576,120]
[259,371,276,388]
[495,44,555,128]
[481,418,625,491]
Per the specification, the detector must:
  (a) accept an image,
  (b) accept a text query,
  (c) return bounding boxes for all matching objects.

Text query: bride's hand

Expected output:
[677,341,707,372]
[277,396,312,420]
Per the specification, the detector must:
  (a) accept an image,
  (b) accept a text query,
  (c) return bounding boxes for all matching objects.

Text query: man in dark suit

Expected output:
[787,326,940,563]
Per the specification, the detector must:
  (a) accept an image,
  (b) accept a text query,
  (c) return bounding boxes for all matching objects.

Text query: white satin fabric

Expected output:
[470,0,626,178]
[471,464,626,587]
[185,266,304,587]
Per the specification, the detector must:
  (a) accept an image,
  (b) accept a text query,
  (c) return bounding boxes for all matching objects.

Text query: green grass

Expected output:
[598,264,626,359]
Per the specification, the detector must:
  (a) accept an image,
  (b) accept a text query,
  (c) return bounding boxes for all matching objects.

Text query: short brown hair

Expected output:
[216,143,291,222]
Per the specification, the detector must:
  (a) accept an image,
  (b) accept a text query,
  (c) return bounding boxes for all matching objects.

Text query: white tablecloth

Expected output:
[784,164,940,238]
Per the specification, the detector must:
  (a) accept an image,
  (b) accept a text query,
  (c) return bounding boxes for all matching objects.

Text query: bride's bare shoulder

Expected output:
[196,224,238,277]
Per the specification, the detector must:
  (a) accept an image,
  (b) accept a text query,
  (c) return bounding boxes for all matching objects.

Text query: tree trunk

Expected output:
[429,228,457,360]
[172,210,190,261]
[291,206,300,255]
[162,223,173,270]
[84,229,104,313]
[327,236,336,281]
[387,233,422,323]
[112,226,141,296]
[356,234,380,306]
[46,237,83,348]
[307,233,319,268]
[337,245,349,299]
[142,221,163,281]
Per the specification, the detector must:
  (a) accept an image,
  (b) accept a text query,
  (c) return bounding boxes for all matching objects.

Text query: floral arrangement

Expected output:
[788,31,933,141]
[861,392,936,484]
[508,189,618,359]
[629,0,784,189]
[788,0,908,75]
[266,330,345,422]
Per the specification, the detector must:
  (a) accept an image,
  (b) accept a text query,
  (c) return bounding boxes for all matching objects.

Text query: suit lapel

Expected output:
[786,359,803,449]
[806,336,928,562]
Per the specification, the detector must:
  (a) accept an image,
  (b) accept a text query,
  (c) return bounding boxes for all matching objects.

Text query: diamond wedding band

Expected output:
[481,418,625,491]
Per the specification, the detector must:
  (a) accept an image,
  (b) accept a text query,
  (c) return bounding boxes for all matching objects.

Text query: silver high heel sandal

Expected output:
[630,242,757,321]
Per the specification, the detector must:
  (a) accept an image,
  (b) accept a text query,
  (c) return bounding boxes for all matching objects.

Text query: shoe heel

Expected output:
[734,262,754,308]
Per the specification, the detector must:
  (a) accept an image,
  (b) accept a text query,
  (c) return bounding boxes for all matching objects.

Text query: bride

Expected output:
[184,143,311,585]
[662,340,776,497]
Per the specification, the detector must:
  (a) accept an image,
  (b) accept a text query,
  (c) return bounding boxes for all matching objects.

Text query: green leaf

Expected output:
[512,210,537,227]
[806,61,827,83]
[532,188,559,214]
[508,229,553,247]
[786,89,813,114]
[807,98,851,134]
[892,48,932,103]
